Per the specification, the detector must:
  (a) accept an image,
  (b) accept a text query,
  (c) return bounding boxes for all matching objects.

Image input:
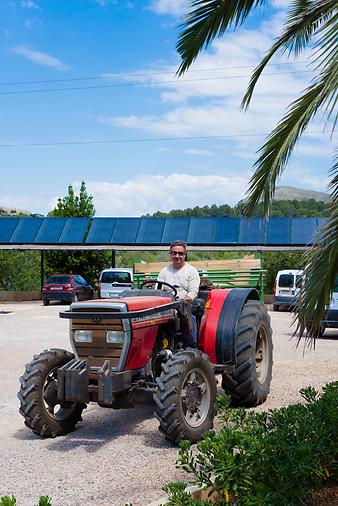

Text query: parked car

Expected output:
[273,269,303,311]
[307,274,338,337]
[42,274,94,306]
[99,268,134,298]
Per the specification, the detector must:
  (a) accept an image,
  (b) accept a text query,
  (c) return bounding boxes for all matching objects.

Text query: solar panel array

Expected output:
[0,217,90,244]
[0,216,326,246]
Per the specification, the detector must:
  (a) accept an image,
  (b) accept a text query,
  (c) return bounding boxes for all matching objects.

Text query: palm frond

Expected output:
[244,79,328,215]
[296,156,338,346]
[242,0,336,109]
[177,0,263,76]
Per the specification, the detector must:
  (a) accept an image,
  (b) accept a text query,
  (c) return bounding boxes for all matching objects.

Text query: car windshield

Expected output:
[332,274,338,292]
[101,272,131,284]
[47,276,71,284]
[278,274,294,288]
[295,274,303,288]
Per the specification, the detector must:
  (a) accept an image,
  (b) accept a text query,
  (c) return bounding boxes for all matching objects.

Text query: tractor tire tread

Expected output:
[17,349,86,438]
[221,300,272,407]
[154,349,216,444]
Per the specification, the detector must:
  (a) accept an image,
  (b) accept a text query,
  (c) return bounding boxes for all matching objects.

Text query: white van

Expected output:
[99,268,134,298]
[273,269,303,311]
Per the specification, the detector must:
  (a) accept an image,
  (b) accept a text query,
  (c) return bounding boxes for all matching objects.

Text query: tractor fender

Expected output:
[198,288,260,365]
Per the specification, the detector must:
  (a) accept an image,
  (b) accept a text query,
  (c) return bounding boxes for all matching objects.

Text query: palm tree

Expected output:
[177,0,338,341]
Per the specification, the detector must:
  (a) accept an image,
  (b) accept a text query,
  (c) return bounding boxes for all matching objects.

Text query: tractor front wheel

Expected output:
[221,300,273,407]
[18,348,86,438]
[153,349,217,444]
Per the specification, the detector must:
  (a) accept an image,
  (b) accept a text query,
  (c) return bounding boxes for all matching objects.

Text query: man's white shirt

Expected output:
[157,263,200,300]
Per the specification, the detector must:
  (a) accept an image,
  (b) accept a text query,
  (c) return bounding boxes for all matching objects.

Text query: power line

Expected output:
[0,70,313,96]
[0,131,324,148]
[0,61,309,87]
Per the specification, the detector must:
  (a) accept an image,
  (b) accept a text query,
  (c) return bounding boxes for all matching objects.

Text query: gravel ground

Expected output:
[0,301,337,506]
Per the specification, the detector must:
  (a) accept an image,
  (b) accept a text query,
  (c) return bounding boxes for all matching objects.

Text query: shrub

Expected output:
[0,496,52,506]
[167,382,337,505]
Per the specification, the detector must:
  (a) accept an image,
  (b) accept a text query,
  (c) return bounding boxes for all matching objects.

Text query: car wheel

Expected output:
[43,299,50,306]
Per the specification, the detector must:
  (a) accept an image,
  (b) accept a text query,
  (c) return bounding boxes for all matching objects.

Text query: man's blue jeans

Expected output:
[185,315,197,347]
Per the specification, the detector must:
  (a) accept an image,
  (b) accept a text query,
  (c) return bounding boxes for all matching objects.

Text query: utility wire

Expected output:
[0,61,309,86]
[0,131,324,148]
[0,70,313,96]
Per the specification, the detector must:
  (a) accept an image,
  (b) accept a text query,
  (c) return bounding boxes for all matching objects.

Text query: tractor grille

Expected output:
[70,306,127,369]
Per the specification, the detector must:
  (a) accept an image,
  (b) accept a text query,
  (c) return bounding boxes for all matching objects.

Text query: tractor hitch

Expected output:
[57,358,134,405]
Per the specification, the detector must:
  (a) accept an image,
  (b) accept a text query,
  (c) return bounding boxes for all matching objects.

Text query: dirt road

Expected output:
[0,301,337,506]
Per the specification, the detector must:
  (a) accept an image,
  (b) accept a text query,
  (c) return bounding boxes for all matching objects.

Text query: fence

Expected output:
[134,269,266,301]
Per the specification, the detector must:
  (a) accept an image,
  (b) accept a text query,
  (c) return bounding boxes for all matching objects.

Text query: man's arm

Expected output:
[185,267,200,301]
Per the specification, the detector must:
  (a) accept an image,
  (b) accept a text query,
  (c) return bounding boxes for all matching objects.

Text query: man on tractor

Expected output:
[157,240,200,346]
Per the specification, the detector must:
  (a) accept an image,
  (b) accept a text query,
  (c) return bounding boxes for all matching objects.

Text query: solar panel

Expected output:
[136,218,166,244]
[214,218,240,244]
[266,217,291,245]
[58,218,90,243]
[112,218,141,243]
[0,218,20,243]
[239,218,265,244]
[187,218,215,244]
[162,218,190,244]
[291,218,318,245]
[34,218,67,244]
[10,218,43,243]
[85,218,117,243]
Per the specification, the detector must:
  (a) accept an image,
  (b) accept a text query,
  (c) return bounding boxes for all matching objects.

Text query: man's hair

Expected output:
[169,240,187,252]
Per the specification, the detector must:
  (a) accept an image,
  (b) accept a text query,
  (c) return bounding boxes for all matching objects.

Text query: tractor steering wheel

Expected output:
[140,279,178,298]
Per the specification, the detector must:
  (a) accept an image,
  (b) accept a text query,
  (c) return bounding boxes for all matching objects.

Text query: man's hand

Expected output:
[183,295,192,303]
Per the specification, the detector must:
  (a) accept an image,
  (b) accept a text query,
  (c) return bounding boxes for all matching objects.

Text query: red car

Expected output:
[42,274,94,306]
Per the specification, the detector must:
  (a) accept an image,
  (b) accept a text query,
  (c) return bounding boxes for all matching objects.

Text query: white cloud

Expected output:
[283,164,330,192]
[183,149,214,157]
[0,194,52,215]
[25,18,42,30]
[73,173,249,216]
[11,46,70,70]
[21,0,40,9]
[149,0,188,17]
[94,0,117,5]
[99,13,314,163]
[270,0,292,10]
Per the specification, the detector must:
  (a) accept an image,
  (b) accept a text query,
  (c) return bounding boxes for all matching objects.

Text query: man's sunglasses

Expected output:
[170,251,185,256]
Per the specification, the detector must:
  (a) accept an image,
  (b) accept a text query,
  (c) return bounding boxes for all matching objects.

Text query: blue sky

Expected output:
[0,0,336,216]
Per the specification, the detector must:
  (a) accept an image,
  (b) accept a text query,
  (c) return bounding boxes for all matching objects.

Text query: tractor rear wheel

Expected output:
[221,300,272,407]
[18,348,86,438]
[153,349,217,444]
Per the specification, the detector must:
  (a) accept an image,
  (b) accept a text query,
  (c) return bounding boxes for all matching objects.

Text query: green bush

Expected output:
[166,382,337,505]
[0,496,52,506]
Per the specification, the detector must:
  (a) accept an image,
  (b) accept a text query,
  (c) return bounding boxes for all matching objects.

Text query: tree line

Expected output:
[145,199,331,218]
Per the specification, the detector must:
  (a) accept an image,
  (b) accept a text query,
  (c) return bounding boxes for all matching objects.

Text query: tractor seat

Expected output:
[118,289,174,299]
[191,297,205,317]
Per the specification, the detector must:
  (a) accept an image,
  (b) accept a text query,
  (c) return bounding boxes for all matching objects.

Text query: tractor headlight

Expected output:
[74,330,93,343]
[106,330,125,344]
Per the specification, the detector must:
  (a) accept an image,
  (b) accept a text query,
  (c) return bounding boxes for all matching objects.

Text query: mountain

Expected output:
[0,207,31,216]
[273,186,330,202]
[237,186,330,207]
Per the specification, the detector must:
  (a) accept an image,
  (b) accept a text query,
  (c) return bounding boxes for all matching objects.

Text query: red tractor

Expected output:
[18,282,273,443]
